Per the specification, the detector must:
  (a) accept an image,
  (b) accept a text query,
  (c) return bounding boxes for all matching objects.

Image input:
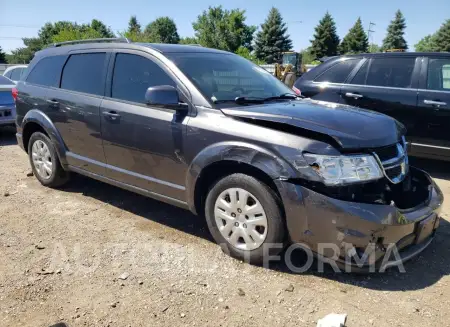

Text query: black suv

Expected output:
[294,52,450,161]
[14,39,443,270]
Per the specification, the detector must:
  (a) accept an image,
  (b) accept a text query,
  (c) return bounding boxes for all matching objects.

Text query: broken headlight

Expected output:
[303,153,383,186]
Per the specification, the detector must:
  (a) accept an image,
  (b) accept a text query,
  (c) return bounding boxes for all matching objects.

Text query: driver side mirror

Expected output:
[145,85,188,111]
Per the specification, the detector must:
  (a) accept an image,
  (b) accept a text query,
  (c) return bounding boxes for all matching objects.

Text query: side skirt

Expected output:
[68,165,190,211]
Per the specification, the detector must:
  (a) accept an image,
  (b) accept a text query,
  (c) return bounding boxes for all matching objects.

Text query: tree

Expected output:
[368,43,381,53]
[145,17,180,44]
[51,26,104,43]
[0,46,6,63]
[415,35,436,52]
[179,37,199,45]
[253,7,292,64]
[90,19,115,38]
[300,48,315,64]
[235,46,265,64]
[382,10,408,51]
[339,18,368,54]
[127,16,141,35]
[432,19,450,52]
[309,12,340,60]
[192,6,256,52]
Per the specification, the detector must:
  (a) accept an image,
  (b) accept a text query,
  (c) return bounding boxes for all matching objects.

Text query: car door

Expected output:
[296,58,362,102]
[48,51,110,175]
[100,51,189,201]
[340,56,422,141]
[413,55,450,159]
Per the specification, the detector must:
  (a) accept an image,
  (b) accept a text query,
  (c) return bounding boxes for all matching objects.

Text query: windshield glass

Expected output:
[166,52,295,105]
[282,53,297,66]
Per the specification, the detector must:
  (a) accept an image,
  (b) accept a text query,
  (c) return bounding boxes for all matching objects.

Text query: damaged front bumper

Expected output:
[276,166,443,271]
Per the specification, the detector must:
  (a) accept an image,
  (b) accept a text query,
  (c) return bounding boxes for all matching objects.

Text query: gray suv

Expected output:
[14,38,443,270]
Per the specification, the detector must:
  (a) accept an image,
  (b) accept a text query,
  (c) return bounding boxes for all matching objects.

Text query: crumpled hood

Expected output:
[221,99,406,149]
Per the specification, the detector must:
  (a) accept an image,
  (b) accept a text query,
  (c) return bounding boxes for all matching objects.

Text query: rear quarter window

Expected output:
[26,56,67,87]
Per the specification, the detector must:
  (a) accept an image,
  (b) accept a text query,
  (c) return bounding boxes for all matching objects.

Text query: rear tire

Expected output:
[205,173,285,264]
[28,132,70,188]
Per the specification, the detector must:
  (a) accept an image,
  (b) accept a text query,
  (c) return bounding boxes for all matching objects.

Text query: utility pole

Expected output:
[367,22,375,44]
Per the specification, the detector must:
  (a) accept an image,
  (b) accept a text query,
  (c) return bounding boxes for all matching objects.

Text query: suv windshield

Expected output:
[167,52,295,105]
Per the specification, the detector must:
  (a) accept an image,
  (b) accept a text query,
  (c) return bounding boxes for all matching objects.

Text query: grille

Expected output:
[0,110,12,117]
[373,142,408,184]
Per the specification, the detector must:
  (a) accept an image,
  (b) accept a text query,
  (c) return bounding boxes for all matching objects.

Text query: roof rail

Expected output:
[50,37,131,48]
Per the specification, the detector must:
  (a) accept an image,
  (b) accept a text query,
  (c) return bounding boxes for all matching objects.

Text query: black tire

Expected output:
[27,132,70,188]
[205,173,285,264]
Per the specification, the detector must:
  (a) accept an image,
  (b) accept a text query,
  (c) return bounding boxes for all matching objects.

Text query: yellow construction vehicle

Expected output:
[273,51,307,88]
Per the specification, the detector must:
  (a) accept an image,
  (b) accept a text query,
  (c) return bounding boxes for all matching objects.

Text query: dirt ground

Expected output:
[0,126,449,327]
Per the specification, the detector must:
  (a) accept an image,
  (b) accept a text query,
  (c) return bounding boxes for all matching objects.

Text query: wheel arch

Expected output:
[186,142,296,216]
[21,109,68,166]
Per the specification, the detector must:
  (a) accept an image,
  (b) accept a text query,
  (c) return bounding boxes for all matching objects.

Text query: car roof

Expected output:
[34,41,230,58]
[332,52,449,59]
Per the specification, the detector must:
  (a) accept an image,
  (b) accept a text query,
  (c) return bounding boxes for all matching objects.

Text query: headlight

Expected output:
[303,153,383,186]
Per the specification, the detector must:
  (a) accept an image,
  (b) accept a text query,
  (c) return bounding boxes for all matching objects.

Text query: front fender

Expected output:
[21,109,68,166]
[185,141,298,212]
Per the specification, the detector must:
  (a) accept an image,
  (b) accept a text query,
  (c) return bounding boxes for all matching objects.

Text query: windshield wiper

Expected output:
[262,93,303,101]
[212,93,303,105]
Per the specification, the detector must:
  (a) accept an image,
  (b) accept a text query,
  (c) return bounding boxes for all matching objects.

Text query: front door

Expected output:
[414,56,450,159]
[100,52,189,201]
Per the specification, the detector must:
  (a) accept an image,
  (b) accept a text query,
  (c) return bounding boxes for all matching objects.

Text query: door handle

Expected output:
[424,100,447,106]
[46,99,59,107]
[102,111,121,121]
[345,92,363,99]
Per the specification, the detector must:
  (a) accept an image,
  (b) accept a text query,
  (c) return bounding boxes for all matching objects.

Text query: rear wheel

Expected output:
[205,173,285,264]
[28,132,70,187]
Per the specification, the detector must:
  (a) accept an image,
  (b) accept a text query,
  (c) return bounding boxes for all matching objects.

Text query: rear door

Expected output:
[49,51,110,175]
[414,55,450,159]
[295,58,362,102]
[340,56,421,140]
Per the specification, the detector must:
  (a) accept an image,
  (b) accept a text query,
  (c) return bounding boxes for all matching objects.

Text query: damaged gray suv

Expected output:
[14,39,443,271]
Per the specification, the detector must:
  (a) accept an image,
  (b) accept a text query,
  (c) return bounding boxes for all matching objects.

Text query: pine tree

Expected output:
[254,7,293,64]
[128,16,141,34]
[382,10,408,51]
[310,12,340,60]
[339,18,368,54]
[145,17,180,44]
[433,19,450,52]
[0,46,6,63]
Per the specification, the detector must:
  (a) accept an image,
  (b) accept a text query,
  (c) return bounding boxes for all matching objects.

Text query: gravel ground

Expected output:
[1,126,449,327]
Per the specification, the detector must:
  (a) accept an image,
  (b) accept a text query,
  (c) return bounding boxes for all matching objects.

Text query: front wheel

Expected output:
[205,173,285,264]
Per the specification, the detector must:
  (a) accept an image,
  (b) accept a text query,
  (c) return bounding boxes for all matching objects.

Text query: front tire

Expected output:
[28,132,69,187]
[205,173,285,264]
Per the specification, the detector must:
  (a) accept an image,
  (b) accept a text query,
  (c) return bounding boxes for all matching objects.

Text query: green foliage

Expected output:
[51,27,103,43]
[145,17,180,44]
[192,6,256,52]
[339,18,368,54]
[90,19,115,38]
[310,12,340,60]
[254,7,292,64]
[235,46,265,64]
[415,35,436,52]
[432,19,450,52]
[179,37,199,45]
[300,48,315,65]
[368,43,381,53]
[382,10,408,51]
[128,16,141,35]
[0,46,6,63]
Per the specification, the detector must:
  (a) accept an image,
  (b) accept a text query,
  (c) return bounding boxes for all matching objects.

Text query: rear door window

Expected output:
[427,58,450,91]
[314,59,361,83]
[61,53,107,96]
[10,68,23,81]
[111,53,175,103]
[360,57,416,88]
[27,56,67,87]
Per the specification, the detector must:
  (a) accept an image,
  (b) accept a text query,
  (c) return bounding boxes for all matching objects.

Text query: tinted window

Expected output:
[10,68,23,81]
[4,70,12,78]
[167,52,294,104]
[27,56,67,87]
[350,60,369,85]
[365,57,416,88]
[427,58,450,91]
[0,75,14,85]
[314,59,360,83]
[112,53,175,103]
[61,53,106,96]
